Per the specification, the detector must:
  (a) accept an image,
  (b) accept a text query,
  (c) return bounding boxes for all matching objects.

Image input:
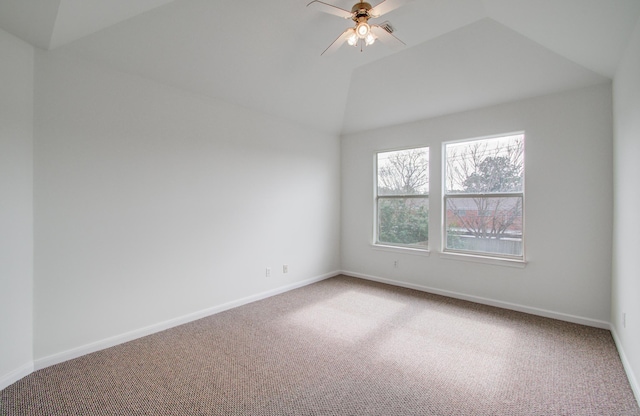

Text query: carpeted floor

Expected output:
[1,275,638,415]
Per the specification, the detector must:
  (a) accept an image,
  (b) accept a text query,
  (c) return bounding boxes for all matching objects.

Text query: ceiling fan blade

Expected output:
[307,1,353,19]
[369,0,413,18]
[371,24,406,49]
[321,28,353,55]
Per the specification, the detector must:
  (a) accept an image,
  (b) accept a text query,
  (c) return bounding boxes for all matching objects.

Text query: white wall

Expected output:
[342,83,613,325]
[612,15,640,400]
[33,51,341,363]
[0,28,34,389]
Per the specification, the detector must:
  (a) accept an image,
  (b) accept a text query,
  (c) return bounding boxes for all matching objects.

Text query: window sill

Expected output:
[371,244,431,256]
[439,251,526,268]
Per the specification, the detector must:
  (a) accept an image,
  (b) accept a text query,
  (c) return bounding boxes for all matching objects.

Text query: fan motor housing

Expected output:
[351,2,373,20]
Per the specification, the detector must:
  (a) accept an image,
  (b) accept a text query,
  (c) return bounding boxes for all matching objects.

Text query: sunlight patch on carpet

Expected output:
[284,290,406,343]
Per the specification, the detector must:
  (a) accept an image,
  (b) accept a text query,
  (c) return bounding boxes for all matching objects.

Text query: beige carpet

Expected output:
[1,275,638,415]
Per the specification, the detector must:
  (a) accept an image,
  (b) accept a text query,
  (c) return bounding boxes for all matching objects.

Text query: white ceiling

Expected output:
[1,0,639,135]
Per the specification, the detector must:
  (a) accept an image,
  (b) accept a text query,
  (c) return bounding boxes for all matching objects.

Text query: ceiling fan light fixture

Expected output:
[356,22,370,38]
[365,32,376,45]
[347,29,358,46]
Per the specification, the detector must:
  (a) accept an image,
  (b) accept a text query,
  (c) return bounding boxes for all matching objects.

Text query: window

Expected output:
[444,133,524,259]
[375,147,429,249]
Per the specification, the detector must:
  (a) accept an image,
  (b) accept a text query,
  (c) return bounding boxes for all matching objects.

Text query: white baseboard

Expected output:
[610,325,640,405]
[341,270,611,329]
[34,271,339,371]
[0,362,34,391]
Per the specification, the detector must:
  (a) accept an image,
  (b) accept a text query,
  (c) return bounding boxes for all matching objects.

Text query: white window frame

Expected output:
[374,146,430,251]
[442,132,525,262]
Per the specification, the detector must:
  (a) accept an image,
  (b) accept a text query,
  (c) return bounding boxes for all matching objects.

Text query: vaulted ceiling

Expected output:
[1,0,639,135]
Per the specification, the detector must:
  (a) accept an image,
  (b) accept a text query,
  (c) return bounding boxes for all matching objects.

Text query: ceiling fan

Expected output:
[307,0,411,55]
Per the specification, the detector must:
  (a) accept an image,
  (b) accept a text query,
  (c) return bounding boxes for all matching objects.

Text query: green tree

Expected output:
[463,156,522,193]
[378,198,428,245]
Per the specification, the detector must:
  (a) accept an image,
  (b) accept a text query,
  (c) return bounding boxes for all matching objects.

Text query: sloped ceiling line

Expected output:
[0,0,639,135]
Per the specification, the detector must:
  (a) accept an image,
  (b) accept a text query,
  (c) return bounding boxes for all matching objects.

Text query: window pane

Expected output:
[377,148,429,196]
[378,197,428,246]
[445,196,522,256]
[445,134,523,194]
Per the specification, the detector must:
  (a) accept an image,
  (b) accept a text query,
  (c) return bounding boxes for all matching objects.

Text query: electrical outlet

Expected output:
[393,260,399,268]
[283,264,288,274]
[266,268,271,277]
